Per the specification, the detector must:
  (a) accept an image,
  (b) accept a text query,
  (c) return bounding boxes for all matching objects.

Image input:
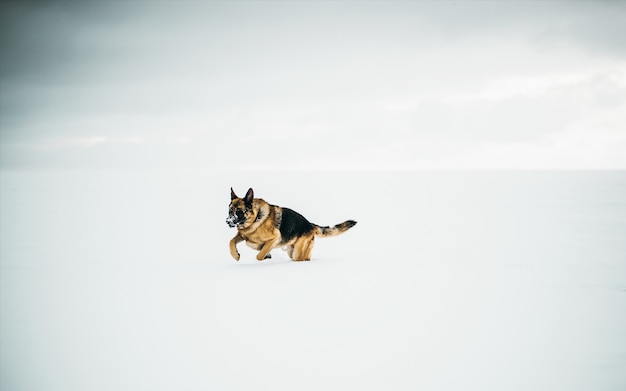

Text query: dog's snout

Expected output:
[226,214,237,227]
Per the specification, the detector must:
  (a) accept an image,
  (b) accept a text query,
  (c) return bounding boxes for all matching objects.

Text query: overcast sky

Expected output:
[1,0,625,170]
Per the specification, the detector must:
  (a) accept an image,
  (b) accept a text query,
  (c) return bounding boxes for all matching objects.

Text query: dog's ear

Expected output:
[230,187,238,200]
[244,188,254,207]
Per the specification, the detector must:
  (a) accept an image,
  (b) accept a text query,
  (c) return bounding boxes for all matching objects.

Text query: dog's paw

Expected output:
[256,252,270,261]
[231,252,240,261]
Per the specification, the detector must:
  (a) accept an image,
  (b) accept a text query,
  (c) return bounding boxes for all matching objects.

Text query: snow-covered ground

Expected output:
[1,170,625,391]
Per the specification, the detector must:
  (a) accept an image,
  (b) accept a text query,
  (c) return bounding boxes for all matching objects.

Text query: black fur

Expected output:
[343,220,357,229]
[244,188,254,208]
[278,207,314,243]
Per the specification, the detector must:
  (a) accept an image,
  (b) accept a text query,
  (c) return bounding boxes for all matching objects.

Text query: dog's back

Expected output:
[277,207,315,243]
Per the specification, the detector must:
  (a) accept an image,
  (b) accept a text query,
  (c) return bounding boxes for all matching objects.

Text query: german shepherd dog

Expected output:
[226,188,356,261]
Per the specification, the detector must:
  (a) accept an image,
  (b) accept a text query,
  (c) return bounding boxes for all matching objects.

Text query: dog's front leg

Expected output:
[256,239,277,261]
[230,233,244,261]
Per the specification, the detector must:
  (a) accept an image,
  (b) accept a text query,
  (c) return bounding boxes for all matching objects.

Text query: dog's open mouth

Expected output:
[226,214,246,228]
[225,216,238,228]
[226,208,247,228]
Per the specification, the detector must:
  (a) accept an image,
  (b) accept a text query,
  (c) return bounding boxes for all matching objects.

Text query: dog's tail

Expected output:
[314,220,357,238]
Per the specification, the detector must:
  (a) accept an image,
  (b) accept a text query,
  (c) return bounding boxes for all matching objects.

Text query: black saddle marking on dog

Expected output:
[278,207,314,243]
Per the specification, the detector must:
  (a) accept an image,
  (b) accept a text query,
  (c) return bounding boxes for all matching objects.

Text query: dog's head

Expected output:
[226,187,255,228]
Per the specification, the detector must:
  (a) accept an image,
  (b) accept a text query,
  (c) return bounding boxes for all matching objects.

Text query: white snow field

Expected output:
[1,170,625,391]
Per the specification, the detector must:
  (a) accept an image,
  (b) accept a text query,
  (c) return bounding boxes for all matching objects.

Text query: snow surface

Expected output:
[1,170,625,391]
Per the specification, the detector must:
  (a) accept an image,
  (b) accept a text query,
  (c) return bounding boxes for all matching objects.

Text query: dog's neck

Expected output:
[238,200,270,231]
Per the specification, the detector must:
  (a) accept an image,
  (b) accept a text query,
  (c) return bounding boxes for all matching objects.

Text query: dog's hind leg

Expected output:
[285,245,294,259]
[292,236,314,261]
[303,237,315,260]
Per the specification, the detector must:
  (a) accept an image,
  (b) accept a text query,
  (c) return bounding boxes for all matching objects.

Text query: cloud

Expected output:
[448,128,626,170]
[69,137,109,148]
[1,1,625,171]
[530,1,626,58]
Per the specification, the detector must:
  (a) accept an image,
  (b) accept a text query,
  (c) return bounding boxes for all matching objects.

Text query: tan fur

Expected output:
[227,188,356,262]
